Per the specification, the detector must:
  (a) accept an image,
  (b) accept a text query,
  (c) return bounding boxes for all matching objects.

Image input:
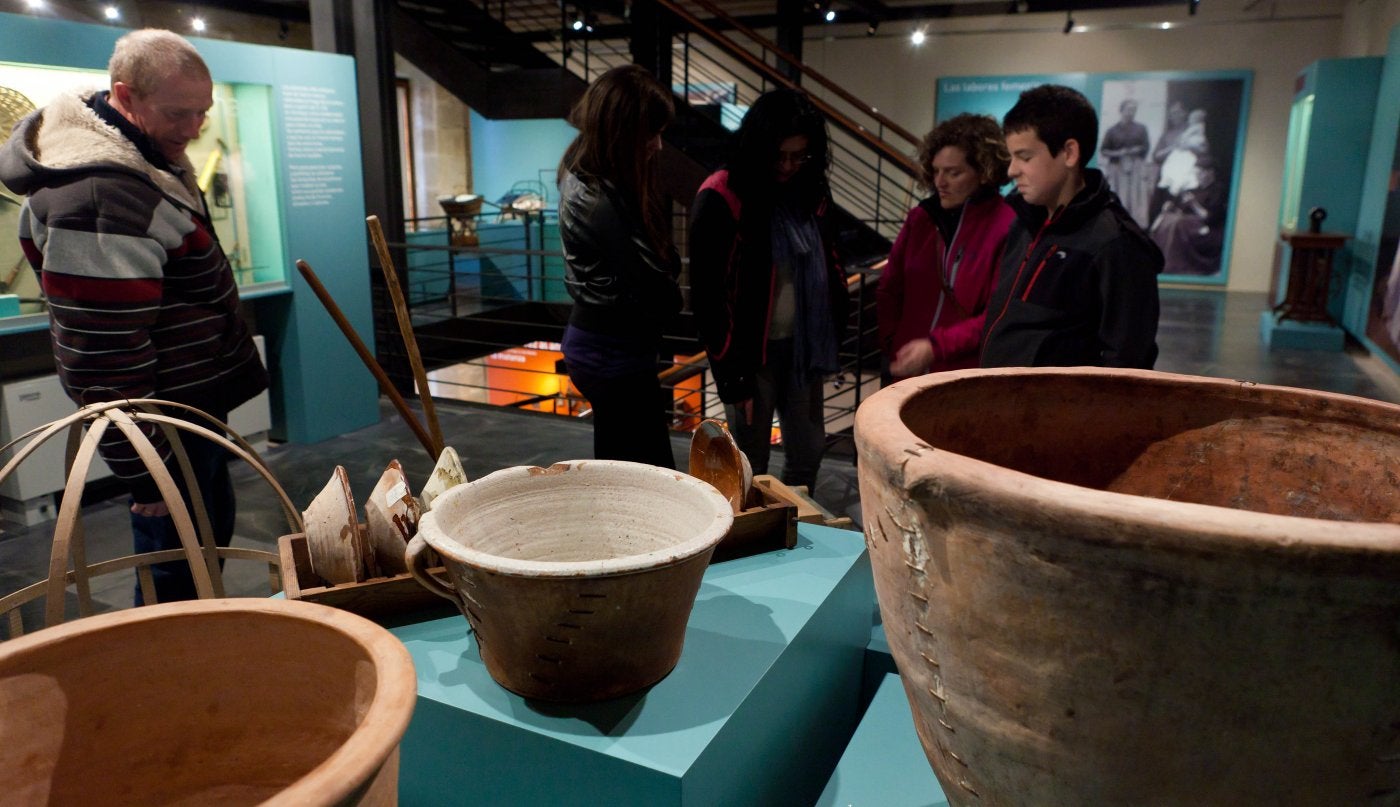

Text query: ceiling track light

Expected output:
[103,5,120,20]
[866,17,879,36]
[570,2,595,32]
[1063,11,1075,34]
[1188,0,1200,15]
[911,27,926,45]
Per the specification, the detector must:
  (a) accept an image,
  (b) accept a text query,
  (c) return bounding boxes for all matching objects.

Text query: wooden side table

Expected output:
[1273,231,1348,324]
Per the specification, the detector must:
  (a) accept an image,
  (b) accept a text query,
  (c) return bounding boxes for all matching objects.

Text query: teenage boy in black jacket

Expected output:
[981,85,1163,369]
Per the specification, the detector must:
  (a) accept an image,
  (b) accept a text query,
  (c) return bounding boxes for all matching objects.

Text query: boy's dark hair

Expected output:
[1002,84,1098,164]
[727,88,830,213]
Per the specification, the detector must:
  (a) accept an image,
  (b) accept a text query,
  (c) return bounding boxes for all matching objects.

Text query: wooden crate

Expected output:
[281,475,848,612]
[711,475,800,563]
[764,476,855,530]
[278,530,452,622]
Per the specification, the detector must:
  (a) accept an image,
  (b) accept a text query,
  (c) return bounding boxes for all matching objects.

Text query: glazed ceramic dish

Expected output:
[409,459,733,702]
[0,598,417,806]
[855,367,1400,806]
[689,418,753,513]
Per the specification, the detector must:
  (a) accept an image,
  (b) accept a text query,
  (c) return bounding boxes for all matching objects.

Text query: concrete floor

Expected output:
[3,289,1398,637]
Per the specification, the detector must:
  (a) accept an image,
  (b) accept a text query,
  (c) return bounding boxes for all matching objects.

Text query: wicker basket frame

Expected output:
[0,398,303,639]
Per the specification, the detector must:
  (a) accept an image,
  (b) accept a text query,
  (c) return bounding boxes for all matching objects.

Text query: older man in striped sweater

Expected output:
[0,29,268,604]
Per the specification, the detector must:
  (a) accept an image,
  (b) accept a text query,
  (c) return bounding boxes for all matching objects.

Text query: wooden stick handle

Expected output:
[295,259,439,460]
[366,215,445,456]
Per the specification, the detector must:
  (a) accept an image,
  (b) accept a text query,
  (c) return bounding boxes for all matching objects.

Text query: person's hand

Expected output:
[891,340,934,377]
[131,500,170,518]
[734,398,754,426]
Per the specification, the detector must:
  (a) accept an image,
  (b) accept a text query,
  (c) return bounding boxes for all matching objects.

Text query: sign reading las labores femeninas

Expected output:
[937,74,1087,121]
[939,75,1075,95]
[281,84,348,208]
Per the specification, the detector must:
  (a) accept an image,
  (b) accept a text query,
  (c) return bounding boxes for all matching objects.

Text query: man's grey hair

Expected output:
[109,29,210,97]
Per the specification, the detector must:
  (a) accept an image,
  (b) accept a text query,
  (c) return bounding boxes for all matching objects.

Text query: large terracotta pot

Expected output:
[408,460,733,702]
[0,598,417,807]
[855,367,1400,806]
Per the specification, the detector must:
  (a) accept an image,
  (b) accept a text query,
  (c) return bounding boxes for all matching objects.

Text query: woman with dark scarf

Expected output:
[558,65,681,467]
[878,113,1014,381]
[689,89,848,491]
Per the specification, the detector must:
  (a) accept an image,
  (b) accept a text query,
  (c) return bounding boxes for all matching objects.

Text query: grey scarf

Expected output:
[771,203,840,385]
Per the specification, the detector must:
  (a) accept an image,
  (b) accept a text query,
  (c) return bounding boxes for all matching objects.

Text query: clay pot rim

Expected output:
[418,459,735,578]
[0,598,418,807]
[857,367,1400,554]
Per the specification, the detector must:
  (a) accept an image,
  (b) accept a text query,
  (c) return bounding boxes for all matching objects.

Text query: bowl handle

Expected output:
[406,534,459,607]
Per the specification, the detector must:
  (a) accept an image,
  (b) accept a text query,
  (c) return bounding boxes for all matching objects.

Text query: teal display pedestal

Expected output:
[470,219,565,304]
[1259,310,1346,351]
[392,523,871,806]
[862,613,897,709]
[816,673,950,807]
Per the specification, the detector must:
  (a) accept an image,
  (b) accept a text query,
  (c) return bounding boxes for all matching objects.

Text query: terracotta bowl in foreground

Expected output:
[855,367,1400,806]
[0,598,417,806]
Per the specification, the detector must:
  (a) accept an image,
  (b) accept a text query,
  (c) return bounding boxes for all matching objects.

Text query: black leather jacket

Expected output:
[558,170,681,339]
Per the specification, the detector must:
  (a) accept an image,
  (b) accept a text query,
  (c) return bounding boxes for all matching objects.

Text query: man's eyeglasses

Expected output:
[153,106,210,124]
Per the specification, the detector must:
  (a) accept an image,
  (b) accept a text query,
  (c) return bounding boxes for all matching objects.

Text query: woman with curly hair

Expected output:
[878,113,1014,380]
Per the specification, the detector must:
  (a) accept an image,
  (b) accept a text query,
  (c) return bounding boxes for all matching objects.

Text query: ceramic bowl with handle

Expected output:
[408,459,733,702]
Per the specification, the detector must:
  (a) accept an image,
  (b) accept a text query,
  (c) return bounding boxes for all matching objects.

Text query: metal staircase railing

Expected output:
[467,0,921,243]
[384,0,917,457]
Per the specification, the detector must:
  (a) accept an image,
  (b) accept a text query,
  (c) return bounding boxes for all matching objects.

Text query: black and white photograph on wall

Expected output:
[1367,126,1400,365]
[1099,76,1247,282]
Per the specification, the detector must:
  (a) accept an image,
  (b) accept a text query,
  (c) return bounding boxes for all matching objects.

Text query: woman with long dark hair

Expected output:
[558,65,680,468]
[689,89,848,491]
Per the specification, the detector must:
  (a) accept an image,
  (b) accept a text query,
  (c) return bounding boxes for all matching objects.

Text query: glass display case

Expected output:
[1278,93,1313,233]
[0,10,381,446]
[0,61,287,326]
[1272,58,1382,309]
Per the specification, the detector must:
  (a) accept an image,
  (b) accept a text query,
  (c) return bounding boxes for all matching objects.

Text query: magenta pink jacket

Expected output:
[877,191,1014,377]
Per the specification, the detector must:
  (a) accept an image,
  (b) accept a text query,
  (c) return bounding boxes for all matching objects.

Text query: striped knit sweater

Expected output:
[0,90,268,502]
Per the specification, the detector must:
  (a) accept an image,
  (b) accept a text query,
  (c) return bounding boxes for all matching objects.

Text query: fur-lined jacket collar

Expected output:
[0,89,202,211]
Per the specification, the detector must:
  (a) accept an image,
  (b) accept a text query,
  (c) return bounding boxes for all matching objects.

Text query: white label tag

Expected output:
[386,479,411,505]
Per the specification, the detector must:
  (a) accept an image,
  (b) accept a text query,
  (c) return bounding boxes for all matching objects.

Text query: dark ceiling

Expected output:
[132,0,1205,28]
